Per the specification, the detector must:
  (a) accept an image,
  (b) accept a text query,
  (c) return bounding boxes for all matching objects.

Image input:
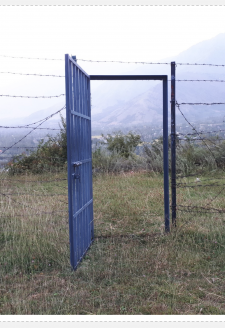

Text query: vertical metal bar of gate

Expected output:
[65,68,170,268]
[163,77,170,232]
[65,54,94,270]
[90,74,170,233]
[171,62,176,227]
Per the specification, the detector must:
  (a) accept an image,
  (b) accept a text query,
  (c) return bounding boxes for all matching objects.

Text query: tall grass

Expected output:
[92,137,225,177]
[1,169,225,314]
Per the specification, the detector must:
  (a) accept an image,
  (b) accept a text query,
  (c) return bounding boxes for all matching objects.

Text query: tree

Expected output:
[102,131,141,159]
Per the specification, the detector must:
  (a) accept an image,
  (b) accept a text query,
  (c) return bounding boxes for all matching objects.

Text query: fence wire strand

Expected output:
[2,57,225,227]
[0,105,65,154]
[175,101,225,215]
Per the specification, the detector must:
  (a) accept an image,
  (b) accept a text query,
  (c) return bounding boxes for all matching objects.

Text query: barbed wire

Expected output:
[0,213,66,218]
[0,71,64,77]
[0,146,39,149]
[178,137,225,150]
[0,189,68,205]
[176,102,225,207]
[3,70,225,83]
[0,126,61,130]
[1,192,67,197]
[0,177,67,183]
[0,156,67,160]
[178,102,225,106]
[176,175,225,183]
[95,232,161,239]
[176,182,225,188]
[0,55,63,61]
[177,173,206,179]
[176,79,225,82]
[178,138,225,142]
[177,63,225,67]
[1,54,225,67]
[177,204,225,214]
[0,106,65,155]
[78,59,171,65]
[0,191,68,214]
[2,56,225,225]
[177,208,225,215]
[178,129,225,136]
[78,59,225,67]
[176,102,219,162]
[176,174,225,182]
[0,110,65,128]
[205,185,225,207]
[0,94,65,98]
[195,176,225,182]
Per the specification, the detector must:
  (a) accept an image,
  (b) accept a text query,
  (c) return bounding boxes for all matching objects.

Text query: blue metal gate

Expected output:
[65,54,94,270]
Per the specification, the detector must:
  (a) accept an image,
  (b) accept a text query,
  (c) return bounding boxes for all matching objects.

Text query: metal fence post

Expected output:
[171,62,176,227]
[163,77,170,232]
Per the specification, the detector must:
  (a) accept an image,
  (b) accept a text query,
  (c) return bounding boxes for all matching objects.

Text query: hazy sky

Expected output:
[1,6,225,61]
[1,5,225,119]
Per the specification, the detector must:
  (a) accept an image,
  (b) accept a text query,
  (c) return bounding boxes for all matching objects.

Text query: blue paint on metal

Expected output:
[65,54,94,270]
[90,75,167,80]
[71,110,91,120]
[163,77,170,232]
[171,62,176,227]
[65,56,170,270]
[90,75,170,233]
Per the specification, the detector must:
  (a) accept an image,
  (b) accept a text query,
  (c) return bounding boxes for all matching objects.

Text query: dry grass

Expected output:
[0,170,225,314]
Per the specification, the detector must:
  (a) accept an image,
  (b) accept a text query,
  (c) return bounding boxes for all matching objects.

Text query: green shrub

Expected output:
[92,146,146,174]
[92,131,145,173]
[102,131,142,159]
[143,135,225,175]
[6,115,67,175]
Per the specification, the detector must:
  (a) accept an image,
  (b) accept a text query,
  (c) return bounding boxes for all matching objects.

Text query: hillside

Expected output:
[2,33,225,130]
[92,33,225,128]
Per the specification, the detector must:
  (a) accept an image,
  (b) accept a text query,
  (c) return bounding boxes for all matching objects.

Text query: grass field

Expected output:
[1,170,225,314]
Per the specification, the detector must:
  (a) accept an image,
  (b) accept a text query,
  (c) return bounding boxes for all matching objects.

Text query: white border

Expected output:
[1,1,225,6]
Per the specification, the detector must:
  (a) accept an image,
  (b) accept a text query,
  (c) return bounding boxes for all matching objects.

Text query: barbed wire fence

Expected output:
[173,83,225,226]
[0,62,68,220]
[1,55,225,233]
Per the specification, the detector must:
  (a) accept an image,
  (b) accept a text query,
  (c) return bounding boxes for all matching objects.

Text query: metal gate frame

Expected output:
[65,54,169,270]
[65,55,94,270]
[90,75,170,233]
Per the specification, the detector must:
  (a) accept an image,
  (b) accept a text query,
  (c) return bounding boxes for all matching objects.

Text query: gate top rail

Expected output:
[90,75,167,80]
[69,56,90,78]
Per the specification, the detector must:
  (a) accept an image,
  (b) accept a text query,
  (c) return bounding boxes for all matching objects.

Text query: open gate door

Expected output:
[65,54,94,270]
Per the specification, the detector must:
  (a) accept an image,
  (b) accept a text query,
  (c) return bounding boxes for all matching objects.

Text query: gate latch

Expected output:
[73,162,82,182]
[72,174,80,181]
[73,161,82,167]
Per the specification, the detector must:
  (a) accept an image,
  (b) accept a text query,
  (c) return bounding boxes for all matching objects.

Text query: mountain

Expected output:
[2,33,225,130]
[0,100,66,127]
[92,33,225,128]
[92,85,162,128]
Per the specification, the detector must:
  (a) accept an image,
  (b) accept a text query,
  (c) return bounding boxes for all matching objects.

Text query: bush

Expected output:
[101,131,142,159]
[143,135,225,175]
[92,147,146,174]
[6,115,67,175]
[7,121,225,177]
[92,132,145,173]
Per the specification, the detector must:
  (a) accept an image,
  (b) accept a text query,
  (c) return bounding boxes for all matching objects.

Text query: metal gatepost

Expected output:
[65,54,94,270]
[171,62,176,227]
